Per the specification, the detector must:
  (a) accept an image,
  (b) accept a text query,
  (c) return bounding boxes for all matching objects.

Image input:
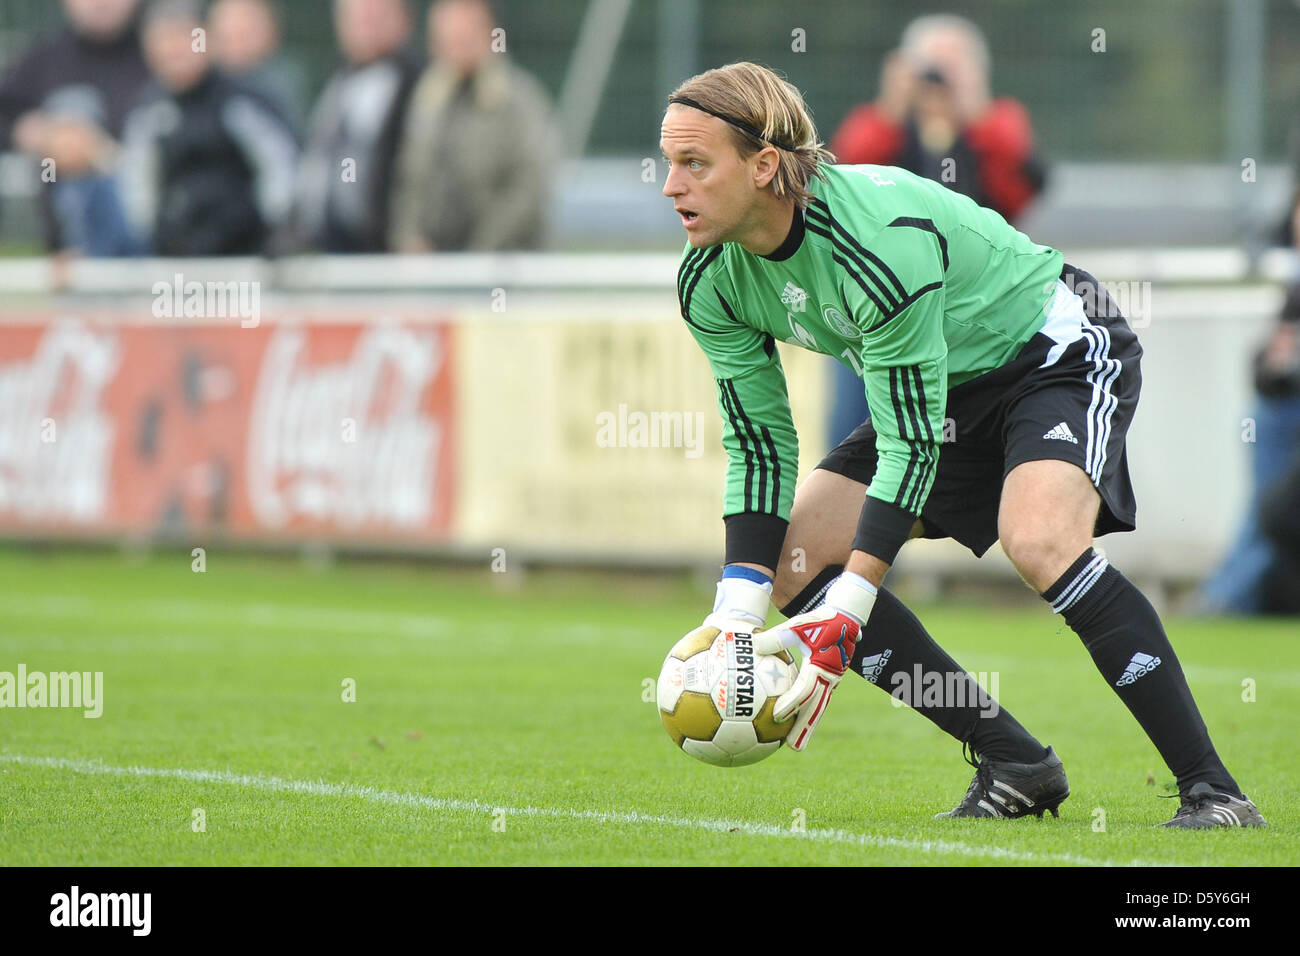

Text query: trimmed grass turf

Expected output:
[0,547,1295,866]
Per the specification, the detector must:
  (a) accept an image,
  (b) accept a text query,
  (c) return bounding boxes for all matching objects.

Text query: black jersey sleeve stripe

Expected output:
[805,209,900,312]
[680,249,733,336]
[806,201,909,303]
[887,217,950,272]
[830,249,890,316]
[888,367,910,442]
[677,248,703,315]
[889,282,944,317]
[838,284,855,324]
[809,198,909,302]
[724,379,770,513]
[680,245,721,315]
[677,248,705,324]
[679,245,724,324]
[889,367,920,510]
[718,378,757,511]
[807,223,889,314]
[722,379,771,514]
[805,207,900,310]
[901,366,936,512]
[758,424,782,515]
[919,443,939,514]
[911,366,940,514]
[910,368,937,513]
[897,366,928,511]
[682,287,743,339]
[677,246,704,302]
[897,448,920,513]
[909,366,936,445]
[684,313,729,336]
[713,288,744,325]
[864,282,944,334]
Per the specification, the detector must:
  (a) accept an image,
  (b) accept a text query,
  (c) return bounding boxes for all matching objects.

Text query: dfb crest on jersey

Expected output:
[822,305,860,339]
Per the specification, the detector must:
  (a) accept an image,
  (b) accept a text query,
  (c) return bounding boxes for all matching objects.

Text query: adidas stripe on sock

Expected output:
[1042,548,1241,797]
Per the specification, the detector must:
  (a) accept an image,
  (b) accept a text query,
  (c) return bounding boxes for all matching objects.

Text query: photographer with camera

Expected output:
[830,14,1045,224]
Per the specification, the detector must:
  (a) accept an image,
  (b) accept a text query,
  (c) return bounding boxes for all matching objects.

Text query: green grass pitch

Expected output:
[0,547,1295,866]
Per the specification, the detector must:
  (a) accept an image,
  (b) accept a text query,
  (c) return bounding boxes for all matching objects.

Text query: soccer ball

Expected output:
[657,624,798,766]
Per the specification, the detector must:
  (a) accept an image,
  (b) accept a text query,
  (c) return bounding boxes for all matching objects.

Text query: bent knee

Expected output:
[1000,527,1090,592]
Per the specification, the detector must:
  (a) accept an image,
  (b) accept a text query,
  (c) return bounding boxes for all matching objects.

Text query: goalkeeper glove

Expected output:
[703,569,772,631]
[755,571,878,751]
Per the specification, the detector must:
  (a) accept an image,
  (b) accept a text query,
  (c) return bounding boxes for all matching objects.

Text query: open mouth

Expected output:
[677,208,700,227]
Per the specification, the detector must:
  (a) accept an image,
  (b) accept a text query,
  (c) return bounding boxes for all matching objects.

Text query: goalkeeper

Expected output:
[664,62,1264,828]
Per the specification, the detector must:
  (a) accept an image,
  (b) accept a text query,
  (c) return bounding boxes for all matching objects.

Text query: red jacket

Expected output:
[830,98,1043,222]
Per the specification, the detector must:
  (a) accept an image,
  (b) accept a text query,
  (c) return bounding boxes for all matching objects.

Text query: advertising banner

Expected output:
[0,316,456,544]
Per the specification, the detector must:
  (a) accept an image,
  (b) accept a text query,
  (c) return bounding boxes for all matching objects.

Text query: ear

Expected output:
[751,146,780,190]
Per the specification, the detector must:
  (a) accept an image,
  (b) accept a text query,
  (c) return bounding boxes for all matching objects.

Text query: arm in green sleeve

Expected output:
[838,225,948,563]
[678,249,798,569]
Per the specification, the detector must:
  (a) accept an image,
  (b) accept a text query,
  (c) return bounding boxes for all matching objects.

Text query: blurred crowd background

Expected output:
[0,0,1297,616]
[0,0,1298,254]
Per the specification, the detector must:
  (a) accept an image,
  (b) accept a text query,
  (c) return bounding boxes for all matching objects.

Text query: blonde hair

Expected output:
[669,62,834,207]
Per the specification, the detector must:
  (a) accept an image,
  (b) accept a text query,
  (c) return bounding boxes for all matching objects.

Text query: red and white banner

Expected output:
[0,316,456,544]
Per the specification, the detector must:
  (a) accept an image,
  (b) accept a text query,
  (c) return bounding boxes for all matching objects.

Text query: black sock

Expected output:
[782,567,1046,763]
[1044,548,1240,797]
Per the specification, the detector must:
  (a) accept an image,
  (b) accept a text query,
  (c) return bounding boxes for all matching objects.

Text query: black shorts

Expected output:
[817,263,1142,557]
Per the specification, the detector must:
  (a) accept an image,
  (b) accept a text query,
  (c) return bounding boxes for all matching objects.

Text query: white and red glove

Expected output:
[703,574,771,631]
[755,572,878,751]
[666,575,772,680]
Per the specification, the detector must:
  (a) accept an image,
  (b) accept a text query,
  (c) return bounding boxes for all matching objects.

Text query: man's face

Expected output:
[144,19,208,92]
[660,103,766,249]
[431,0,491,77]
[62,0,139,43]
[211,0,279,73]
[335,0,410,66]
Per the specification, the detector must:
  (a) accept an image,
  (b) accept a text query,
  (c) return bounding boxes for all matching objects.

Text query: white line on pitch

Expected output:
[0,754,1180,867]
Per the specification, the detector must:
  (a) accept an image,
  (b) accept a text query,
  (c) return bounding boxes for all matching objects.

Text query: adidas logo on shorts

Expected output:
[1043,422,1079,444]
[859,648,892,684]
[1115,651,1162,686]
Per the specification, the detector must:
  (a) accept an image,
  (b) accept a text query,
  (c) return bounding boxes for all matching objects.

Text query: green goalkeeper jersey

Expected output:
[677,162,1063,569]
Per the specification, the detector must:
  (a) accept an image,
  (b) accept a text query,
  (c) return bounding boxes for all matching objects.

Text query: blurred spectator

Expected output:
[831,14,1045,221]
[209,0,306,132]
[1200,293,1300,615]
[0,0,151,253]
[285,0,421,253]
[388,0,553,252]
[118,0,298,256]
[826,14,1047,445]
[45,103,148,257]
[1257,441,1300,614]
